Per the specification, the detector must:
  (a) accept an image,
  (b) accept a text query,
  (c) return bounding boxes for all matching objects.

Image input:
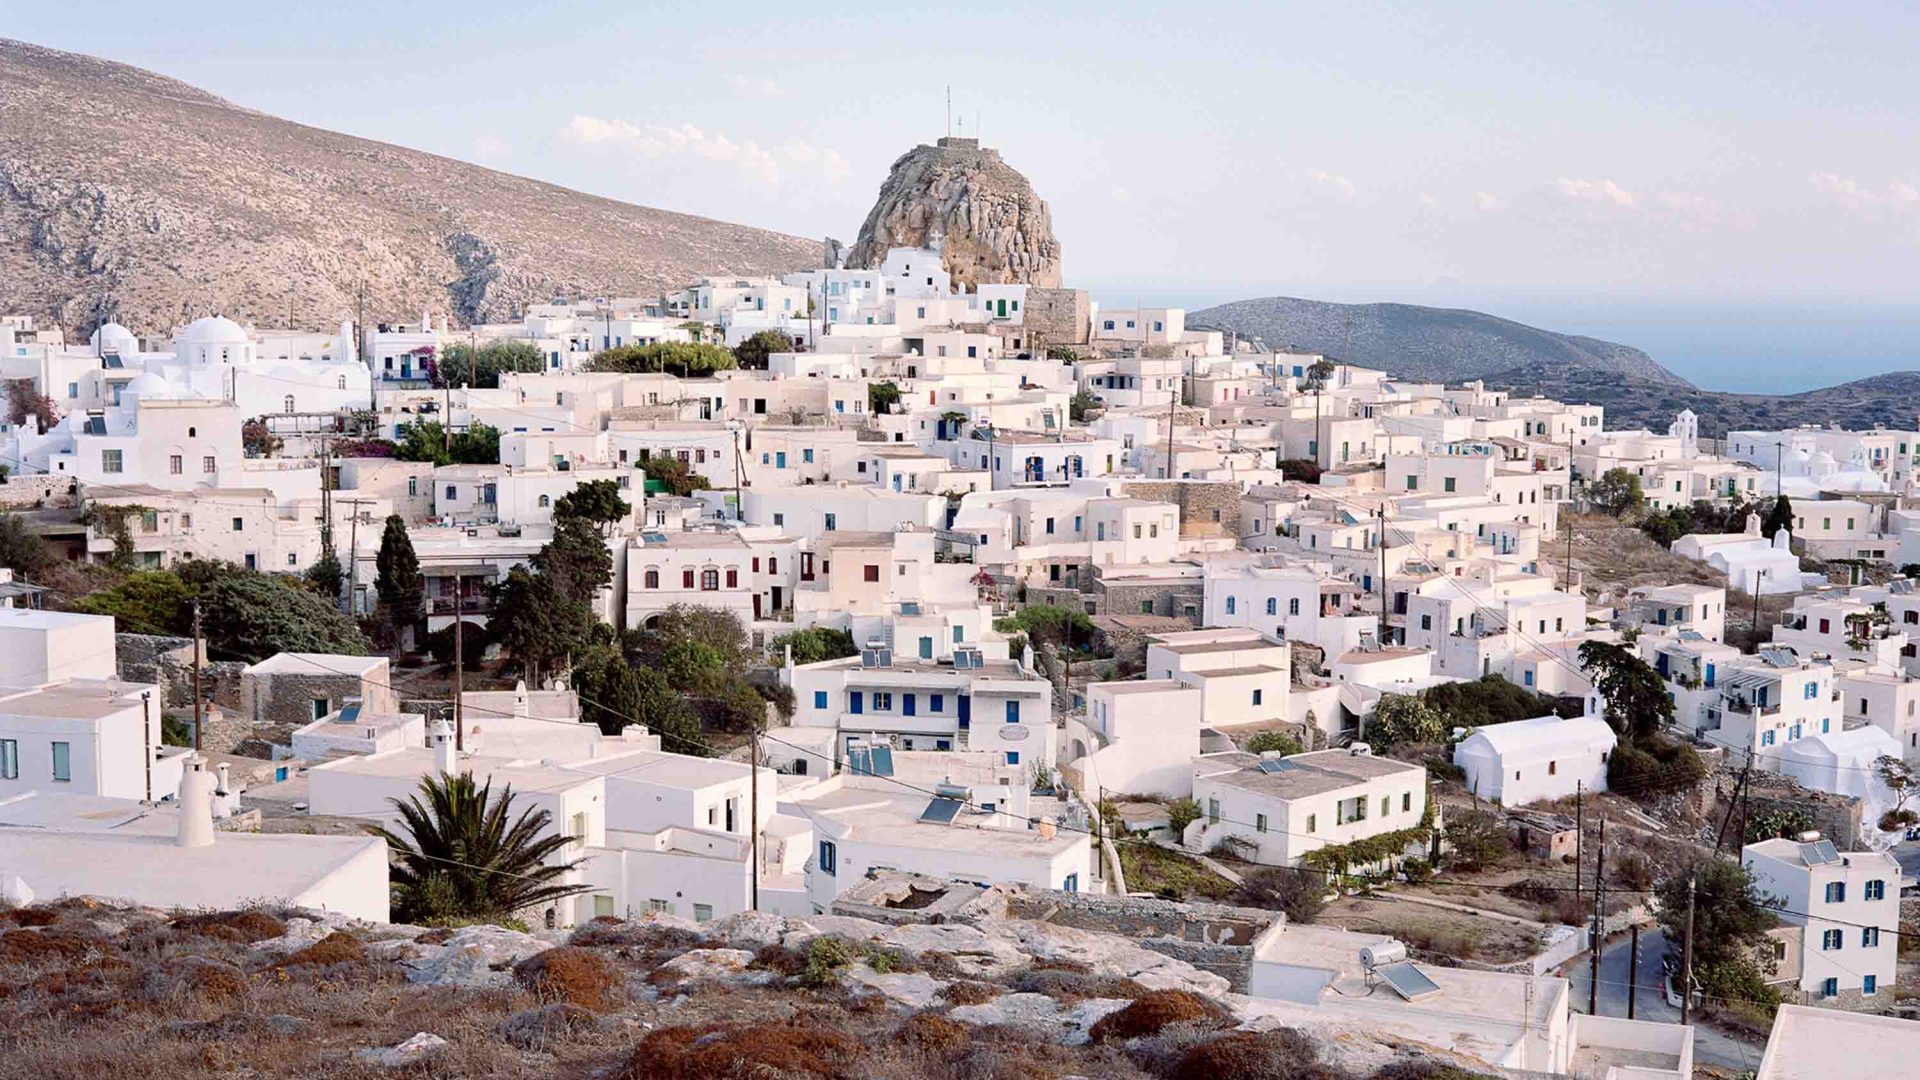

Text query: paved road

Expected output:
[1566,927,1766,1073]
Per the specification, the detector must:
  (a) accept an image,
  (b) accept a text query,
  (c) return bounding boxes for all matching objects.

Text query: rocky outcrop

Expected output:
[848,137,1061,288]
[0,38,819,335]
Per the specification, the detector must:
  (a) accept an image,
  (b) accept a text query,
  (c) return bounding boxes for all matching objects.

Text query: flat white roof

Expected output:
[1758,1004,1920,1079]
[0,608,112,632]
[790,787,1084,858]
[562,748,756,789]
[0,828,384,910]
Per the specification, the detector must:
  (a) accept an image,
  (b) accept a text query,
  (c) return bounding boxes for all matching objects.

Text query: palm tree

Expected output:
[369,772,588,924]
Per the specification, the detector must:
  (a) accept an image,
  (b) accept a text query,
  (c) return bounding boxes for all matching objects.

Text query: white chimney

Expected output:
[176,755,216,848]
[429,718,459,776]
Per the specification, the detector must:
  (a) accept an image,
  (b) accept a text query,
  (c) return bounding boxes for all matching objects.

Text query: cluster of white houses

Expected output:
[2,237,1917,1061]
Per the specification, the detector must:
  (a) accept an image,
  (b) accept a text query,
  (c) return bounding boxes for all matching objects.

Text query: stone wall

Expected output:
[1119,480,1243,539]
[999,888,1279,992]
[115,633,244,710]
[1024,288,1090,348]
[0,473,75,509]
[1095,578,1203,623]
[241,671,367,730]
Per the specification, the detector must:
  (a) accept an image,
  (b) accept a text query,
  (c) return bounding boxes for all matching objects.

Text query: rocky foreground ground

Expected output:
[0,898,1506,1079]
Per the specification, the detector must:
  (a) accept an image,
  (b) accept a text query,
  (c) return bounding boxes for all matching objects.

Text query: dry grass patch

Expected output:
[900,1011,971,1053]
[1170,1028,1336,1080]
[171,910,287,944]
[618,1017,863,1079]
[939,979,1002,1006]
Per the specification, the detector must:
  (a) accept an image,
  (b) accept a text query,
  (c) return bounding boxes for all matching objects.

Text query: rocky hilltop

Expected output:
[1190,296,1692,388]
[848,137,1062,289]
[0,39,820,334]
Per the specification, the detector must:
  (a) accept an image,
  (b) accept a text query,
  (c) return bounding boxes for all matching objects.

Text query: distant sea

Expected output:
[1079,280,1920,396]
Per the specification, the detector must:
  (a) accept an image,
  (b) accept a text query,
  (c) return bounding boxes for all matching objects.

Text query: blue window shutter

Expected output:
[849,691,863,715]
[813,691,828,709]
[1006,751,1020,765]
[1006,700,1020,723]
[958,695,971,728]
[903,694,916,717]
[931,694,944,712]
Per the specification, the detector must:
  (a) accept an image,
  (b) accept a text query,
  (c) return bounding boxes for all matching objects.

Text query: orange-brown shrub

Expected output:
[513,946,620,1011]
[0,928,90,963]
[1088,989,1232,1042]
[164,956,250,1002]
[276,931,365,967]
[2,907,58,928]
[618,1019,862,1079]
[899,1012,970,1053]
[172,910,287,944]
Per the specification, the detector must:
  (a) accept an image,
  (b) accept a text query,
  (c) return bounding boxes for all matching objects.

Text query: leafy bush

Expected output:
[1234,866,1328,923]
[1607,736,1705,799]
[1088,989,1231,1041]
[1164,797,1203,836]
[588,342,737,376]
[1421,675,1579,728]
[770,626,858,666]
[1440,809,1510,872]
[1878,808,1918,833]
[1370,694,1444,747]
[800,935,857,987]
[1245,730,1304,757]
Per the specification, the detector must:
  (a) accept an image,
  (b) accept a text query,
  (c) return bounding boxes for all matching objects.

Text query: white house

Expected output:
[1771,726,1901,801]
[1189,748,1429,867]
[1064,680,1203,801]
[784,645,1053,771]
[1744,837,1901,1007]
[1452,714,1616,806]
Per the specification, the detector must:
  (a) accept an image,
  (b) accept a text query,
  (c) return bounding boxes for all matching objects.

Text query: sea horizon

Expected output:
[1076,279,1920,397]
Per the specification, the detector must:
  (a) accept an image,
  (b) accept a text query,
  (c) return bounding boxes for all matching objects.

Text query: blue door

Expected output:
[903,694,916,717]
[958,694,971,729]
[919,637,933,659]
[1006,700,1021,724]
[849,691,864,715]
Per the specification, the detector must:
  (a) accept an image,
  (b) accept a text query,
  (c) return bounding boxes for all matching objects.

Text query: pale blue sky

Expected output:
[8,1,1920,388]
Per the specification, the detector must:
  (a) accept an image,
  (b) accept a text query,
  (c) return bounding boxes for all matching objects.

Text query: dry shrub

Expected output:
[1027,955,1092,975]
[751,942,811,977]
[618,1018,862,1079]
[497,1001,600,1050]
[1173,1029,1342,1080]
[570,921,702,954]
[900,1011,971,1053]
[150,956,249,1002]
[2,907,58,928]
[941,979,1003,1006]
[415,927,455,945]
[1013,967,1150,1004]
[277,931,365,967]
[172,910,287,944]
[0,928,90,963]
[1088,989,1232,1042]
[513,946,620,1011]
[916,950,969,980]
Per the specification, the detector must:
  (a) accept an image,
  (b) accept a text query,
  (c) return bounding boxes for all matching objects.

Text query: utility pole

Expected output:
[1165,383,1178,480]
[1588,814,1606,1014]
[190,600,204,753]
[1680,876,1697,1027]
[452,573,465,752]
[749,727,761,912]
[340,498,368,616]
[1627,924,1640,1019]
[1574,780,1584,901]
[731,424,746,521]
[1377,505,1389,647]
[1749,570,1766,652]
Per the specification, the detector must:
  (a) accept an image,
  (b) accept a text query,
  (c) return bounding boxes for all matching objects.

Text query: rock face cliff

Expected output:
[0,39,820,334]
[848,137,1061,288]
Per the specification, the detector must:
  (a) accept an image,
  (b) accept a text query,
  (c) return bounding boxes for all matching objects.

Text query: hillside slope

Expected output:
[1483,364,1920,436]
[0,39,822,334]
[1189,296,1692,388]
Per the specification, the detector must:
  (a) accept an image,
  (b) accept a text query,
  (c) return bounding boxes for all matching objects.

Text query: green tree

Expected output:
[1234,866,1327,923]
[770,626,859,666]
[1165,797,1203,836]
[1442,808,1511,870]
[195,572,372,656]
[1578,640,1674,739]
[574,651,646,736]
[394,421,452,466]
[1639,506,1695,547]
[1588,467,1645,517]
[374,515,424,644]
[370,773,588,924]
[994,604,1096,652]
[632,666,705,755]
[1069,390,1100,423]
[531,517,614,600]
[1763,494,1794,540]
[552,479,630,532]
[733,329,793,370]
[425,620,491,671]
[637,604,751,672]
[1245,730,1304,757]
[67,570,195,635]
[434,340,544,389]
[1655,858,1779,972]
[0,513,56,579]
[450,422,501,466]
[586,342,737,376]
[1422,675,1578,729]
[304,550,344,601]
[868,380,902,416]
[641,454,711,498]
[1370,693,1445,747]
[488,566,576,685]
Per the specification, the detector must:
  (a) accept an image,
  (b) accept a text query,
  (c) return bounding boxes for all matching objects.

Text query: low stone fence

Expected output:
[0,473,75,509]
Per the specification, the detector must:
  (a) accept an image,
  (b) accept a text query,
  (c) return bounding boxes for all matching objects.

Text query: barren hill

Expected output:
[1482,363,1920,436]
[0,39,821,334]
[1189,296,1692,388]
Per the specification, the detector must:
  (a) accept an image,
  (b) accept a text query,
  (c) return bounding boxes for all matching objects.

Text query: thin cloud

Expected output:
[561,116,854,190]
[1308,169,1357,201]
[1807,172,1917,213]
[1554,177,1636,208]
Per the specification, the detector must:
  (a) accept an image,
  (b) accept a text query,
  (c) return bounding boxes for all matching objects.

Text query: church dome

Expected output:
[122,372,173,400]
[89,322,138,353]
[176,315,250,346]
